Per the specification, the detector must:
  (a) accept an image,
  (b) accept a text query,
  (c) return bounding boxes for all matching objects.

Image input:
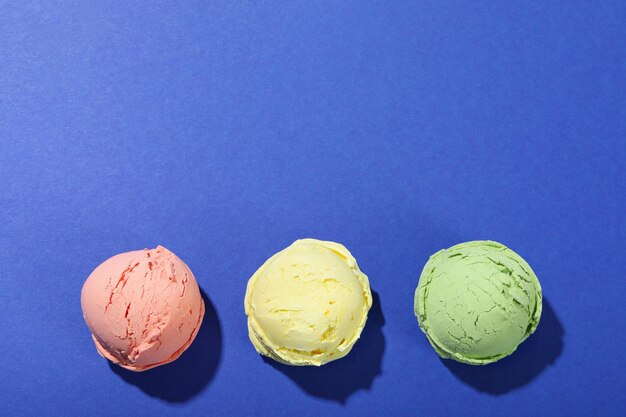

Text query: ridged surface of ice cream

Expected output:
[415,241,542,365]
[245,239,372,366]
[81,246,204,371]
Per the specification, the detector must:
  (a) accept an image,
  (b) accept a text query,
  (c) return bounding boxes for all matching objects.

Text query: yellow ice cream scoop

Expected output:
[244,238,372,366]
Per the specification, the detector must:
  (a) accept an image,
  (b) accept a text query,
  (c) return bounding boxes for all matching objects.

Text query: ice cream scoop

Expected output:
[81,246,204,371]
[414,240,542,365]
[244,239,372,366]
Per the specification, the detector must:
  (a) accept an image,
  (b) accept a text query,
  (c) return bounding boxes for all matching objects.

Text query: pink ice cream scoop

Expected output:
[81,246,205,371]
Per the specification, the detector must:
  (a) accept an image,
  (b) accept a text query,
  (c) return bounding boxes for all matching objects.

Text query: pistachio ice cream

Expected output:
[415,240,542,365]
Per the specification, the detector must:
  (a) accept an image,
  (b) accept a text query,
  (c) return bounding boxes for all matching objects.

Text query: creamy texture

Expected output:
[415,241,542,365]
[81,246,204,371]
[245,239,372,366]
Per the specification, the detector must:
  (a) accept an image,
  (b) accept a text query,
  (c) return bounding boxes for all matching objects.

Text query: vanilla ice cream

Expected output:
[244,239,372,366]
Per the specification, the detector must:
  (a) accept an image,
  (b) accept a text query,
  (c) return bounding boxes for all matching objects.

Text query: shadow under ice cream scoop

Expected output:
[81,246,205,371]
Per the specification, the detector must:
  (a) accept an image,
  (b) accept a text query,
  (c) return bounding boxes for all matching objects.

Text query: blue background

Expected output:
[1,1,625,416]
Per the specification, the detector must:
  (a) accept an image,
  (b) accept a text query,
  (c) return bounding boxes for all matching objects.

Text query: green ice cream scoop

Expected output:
[414,241,542,365]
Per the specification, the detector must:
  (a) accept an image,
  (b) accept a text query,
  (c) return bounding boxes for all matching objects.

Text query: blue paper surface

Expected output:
[1,1,625,416]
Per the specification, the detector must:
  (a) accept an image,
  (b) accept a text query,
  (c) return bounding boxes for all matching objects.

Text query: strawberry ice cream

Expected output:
[81,246,204,371]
